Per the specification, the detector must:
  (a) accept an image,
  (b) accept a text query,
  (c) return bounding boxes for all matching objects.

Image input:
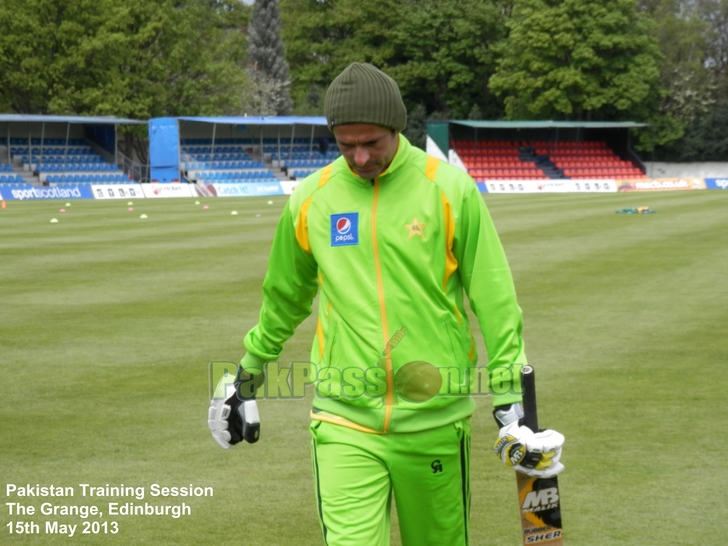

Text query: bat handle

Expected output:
[521,365,539,431]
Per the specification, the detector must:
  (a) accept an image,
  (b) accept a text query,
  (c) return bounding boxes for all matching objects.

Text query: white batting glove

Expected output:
[208,374,260,449]
[493,404,565,478]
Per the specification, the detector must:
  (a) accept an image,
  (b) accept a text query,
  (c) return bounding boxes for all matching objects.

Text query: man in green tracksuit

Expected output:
[218,63,565,546]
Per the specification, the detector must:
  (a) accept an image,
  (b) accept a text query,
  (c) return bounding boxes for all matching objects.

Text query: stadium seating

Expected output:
[452,139,646,180]
[5,137,131,184]
[193,170,278,184]
[532,141,645,179]
[7,138,87,146]
[179,138,292,184]
[453,140,549,181]
[46,174,129,183]
[283,158,331,169]
[0,174,24,183]
[178,137,341,183]
[0,162,23,183]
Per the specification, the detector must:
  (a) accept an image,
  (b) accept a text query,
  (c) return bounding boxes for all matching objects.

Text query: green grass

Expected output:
[1,191,727,545]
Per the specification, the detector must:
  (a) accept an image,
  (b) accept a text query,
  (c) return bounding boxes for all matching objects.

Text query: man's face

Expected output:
[332,124,400,180]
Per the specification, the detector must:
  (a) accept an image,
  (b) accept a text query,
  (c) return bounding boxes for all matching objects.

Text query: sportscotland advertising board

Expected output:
[0,184,96,200]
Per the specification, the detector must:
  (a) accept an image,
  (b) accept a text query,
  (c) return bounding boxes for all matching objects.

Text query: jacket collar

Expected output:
[341,133,411,185]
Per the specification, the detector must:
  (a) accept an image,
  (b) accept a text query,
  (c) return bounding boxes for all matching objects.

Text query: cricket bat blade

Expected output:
[516,365,564,545]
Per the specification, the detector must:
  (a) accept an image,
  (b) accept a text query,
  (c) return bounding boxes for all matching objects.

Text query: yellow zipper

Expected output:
[371,179,393,431]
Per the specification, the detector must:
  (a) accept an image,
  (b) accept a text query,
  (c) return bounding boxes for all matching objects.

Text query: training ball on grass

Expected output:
[50,218,59,223]
[140,214,148,219]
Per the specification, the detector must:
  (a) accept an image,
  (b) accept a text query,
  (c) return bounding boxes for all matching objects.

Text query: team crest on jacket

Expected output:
[405,217,427,239]
[331,213,359,247]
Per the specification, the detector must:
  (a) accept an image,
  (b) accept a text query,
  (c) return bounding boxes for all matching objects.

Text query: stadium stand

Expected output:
[1,146,27,183]
[0,175,25,183]
[178,137,334,184]
[264,140,340,179]
[452,139,646,181]
[532,140,645,179]
[454,140,550,181]
[6,137,131,184]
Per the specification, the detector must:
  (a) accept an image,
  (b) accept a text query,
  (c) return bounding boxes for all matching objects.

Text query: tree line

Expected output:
[0,0,725,160]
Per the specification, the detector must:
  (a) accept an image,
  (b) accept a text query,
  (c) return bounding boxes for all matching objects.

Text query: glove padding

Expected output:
[494,421,564,478]
[208,375,260,449]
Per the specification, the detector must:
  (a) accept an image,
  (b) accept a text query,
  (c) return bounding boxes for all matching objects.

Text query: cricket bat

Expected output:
[515,365,564,545]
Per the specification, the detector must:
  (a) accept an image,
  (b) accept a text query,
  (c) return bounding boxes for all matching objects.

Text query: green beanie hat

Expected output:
[325,63,407,132]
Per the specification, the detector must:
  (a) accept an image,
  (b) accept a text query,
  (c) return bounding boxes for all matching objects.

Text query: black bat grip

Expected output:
[521,365,539,432]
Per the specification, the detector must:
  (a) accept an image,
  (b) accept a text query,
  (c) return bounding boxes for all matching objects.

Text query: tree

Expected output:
[280,0,506,119]
[639,0,716,127]
[700,0,728,90]
[489,0,667,125]
[640,0,728,159]
[490,0,660,120]
[280,0,401,111]
[387,0,507,119]
[666,99,728,159]
[246,0,293,115]
[0,0,251,161]
[0,0,250,117]
[403,104,427,150]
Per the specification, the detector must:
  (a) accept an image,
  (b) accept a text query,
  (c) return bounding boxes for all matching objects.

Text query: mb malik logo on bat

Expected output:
[331,213,359,247]
[521,487,560,513]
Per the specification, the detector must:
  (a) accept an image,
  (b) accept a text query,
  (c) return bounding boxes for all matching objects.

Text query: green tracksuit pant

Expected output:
[310,419,471,546]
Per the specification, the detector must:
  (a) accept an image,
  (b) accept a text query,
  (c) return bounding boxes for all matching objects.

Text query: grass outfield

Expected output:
[1,191,726,545]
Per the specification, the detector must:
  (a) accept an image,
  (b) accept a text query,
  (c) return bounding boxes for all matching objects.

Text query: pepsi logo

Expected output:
[336,217,351,235]
[330,212,359,247]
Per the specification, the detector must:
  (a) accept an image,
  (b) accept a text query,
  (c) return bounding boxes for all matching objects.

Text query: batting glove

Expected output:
[208,366,263,449]
[493,403,565,478]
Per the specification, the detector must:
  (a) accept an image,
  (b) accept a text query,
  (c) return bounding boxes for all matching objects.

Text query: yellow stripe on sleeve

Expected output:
[294,165,334,253]
[425,156,440,181]
[441,191,458,291]
[295,197,313,253]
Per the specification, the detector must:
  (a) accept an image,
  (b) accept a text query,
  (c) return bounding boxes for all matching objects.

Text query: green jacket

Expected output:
[243,135,526,433]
